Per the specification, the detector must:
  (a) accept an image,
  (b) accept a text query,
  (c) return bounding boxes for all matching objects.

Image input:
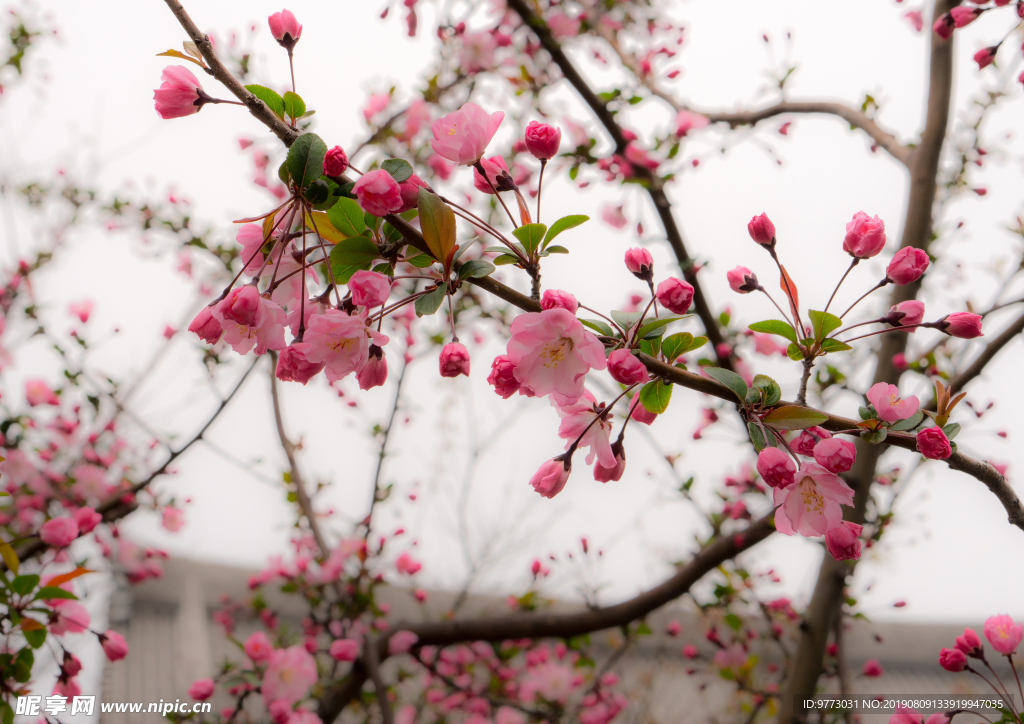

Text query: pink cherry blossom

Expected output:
[51,601,90,636]
[656,278,694,314]
[26,378,59,406]
[211,286,287,355]
[843,211,886,258]
[73,507,101,534]
[324,145,349,176]
[388,630,419,655]
[303,310,388,383]
[487,355,520,398]
[862,658,883,677]
[555,392,616,468]
[813,437,856,473]
[353,169,403,217]
[439,342,471,377]
[268,9,302,48]
[887,300,925,331]
[40,517,79,547]
[624,248,653,278]
[955,628,983,656]
[396,551,422,575]
[938,312,983,339]
[974,46,998,70]
[939,647,967,671]
[727,266,758,294]
[153,66,203,120]
[330,639,359,662]
[594,445,626,483]
[607,349,649,386]
[916,426,952,460]
[933,14,955,39]
[773,463,855,537]
[357,346,388,390]
[886,247,929,285]
[600,204,628,229]
[530,457,572,498]
[161,506,185,532]
[525,121,561,160]
[547,13,581,39]
[244,631,274,663]
[427,154,454,180]
[540,289,578,314]
[472,155,511,194]
[674,110,709,137]
[276,342,326,385]
[349,270,392,308]
[866,382,920,424]
[624,142,660,170]
[506,308,607,406]
[100,630,128,661]
[950,6,982,27]
[904,11,924,32]
[188,307,223,344]
[983,614,1023,655]
[189,678,215,701]
[824,521,863,561]
[459,32,498,73]
[747,213,776,246]
[363,93,390,123]
[262,646,318,705]
[430,102,504,166]
[398,174,430,213]
[757,448,796,489]
[68,299,94,323]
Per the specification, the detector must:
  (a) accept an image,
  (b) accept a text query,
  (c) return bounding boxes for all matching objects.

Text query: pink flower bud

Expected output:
[353,169,403,217]
[886,300,925,331]
[276,343,325,385]
[330,639,359,662]
[904,10,924,32]
[349,270,392,308]
[892,353,908,371]
[624,247,654,280]
[398,174,430,213]
[439,342,471,378]
[984,614,1023,655]
[268,9,302,50]
[487,355,520,398]
[656,277,695,313]
[757,448,796,488]
[862,658,883,677]
[100,630,129,662]
[153,66,204,120]
[937,312,983,339]
[25,379,59,407]
[939,648,967,672]
[40,517,79,547]
[683,644,699,659]
[747,213,776,246]
[813,438,857,473]
[244,631,273,663]
[726,266,759,294]
[916,426,952,459]
[357,346,389,390]
[218,286,261,327]
[886,247,930,285]
[608,349,650,385]
[825,521,863,561]
[524,121,561,160]
[431,102,504,166]
[974,45,998,70]
[933,13,955,39]
[530,456,572,498]
[674,110,709,137]
[631,400,657,425]
[189,678,216,701]
[73,507,102,534]
[388,630,419,655]
[667,621,682,637]
[473,156,512,194]
[188,306,223,345]
[540,289,578,314]
[792,427,831,456]
[955,628,983,656]
[324,146,349,176]
[594,443,626,483]
[843,211,886,258]
[950,6,982,27]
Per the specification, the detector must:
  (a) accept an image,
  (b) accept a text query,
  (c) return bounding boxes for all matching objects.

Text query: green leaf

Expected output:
[418,189,457,263]
[725,613,743,631]
[12,648,32,683]
[10,575,39,597]
[763,406,829,431]
[23,627,45,649]
[705,367,748,403]
[493,254,520,266]
[818,338,852,354]
[861,428,888,444]
[636,315,685,341]
[610,310,644,332]
[942,422,961,440]
[542,214,589,247]
[786,343,805,361]
[244,84,284,118]
[512,223,548,255]
[282,91,306,121]
[457,259,495,279]
[747,422,768,452]
[858,406,874,421]
[661,332,693,362]
[33,587,77,601]
[808,309,842,342]
[889,410,924,432]
[404,253,435,268]
[0,542,18,575]
[581,319,614,337]
[752,374,782,407]
[381,158,413,183]
[686,336,708,353]
[748,320,798,344]
[414,285,446,317]
[329,236,378,283]
[639,380,673,414]
[543,245,569,254]
[286,132,327,190]
[326,197,366,237]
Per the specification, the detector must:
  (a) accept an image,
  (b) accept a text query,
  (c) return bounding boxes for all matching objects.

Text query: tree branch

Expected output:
[945,309,1024,397]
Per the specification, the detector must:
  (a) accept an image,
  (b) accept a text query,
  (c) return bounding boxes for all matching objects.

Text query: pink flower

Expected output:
[363,93,390,123]
[472,155,511,194]
[525,121,561,160]
[153,66,203,120]
[276,342,326,385]
[866,382,920,424]
[189,678,215,701]
[530,457,572,498]
[53,677,81,698]
[262,646,318,705]
[887,247,929,285]
[487,355,520,398]
[950,6,982,27]
[758,448,797,489]
[887,300,925,331]
[727,266,758,294]
[656,278,695,314]
[607,349,650,386]
[396,551,422,575]
[268,9,302,49]
[862,658,884,677]
[547,12,580,40]
[73,507,101,534]
[904,11,924,32]
[683,644,699,659]
[631,399,657,425]
[68,300,94,323]
[353,169,403,217]
[244,631,273,663]
[674,110,709,137]
[349,270,392,308]
[843,211,886,258]
[747,213,776,246]
[357,346,388,390]
[624,142,660,170]
[540,289,578,314]
[939,647,967,672]
[555,392,616,467]
[330,639,359,662]
[40,517,79,547]
[427,154,454,180]
[51,601,90,636]
[431,102,504,166]
[439,342,471,378]
[955,628,983,656]
[892,706,924,724]
[974,46,998,70]
[593,445,626,483]
[667,621,682,637]
[388,630,419,655]
[304,310,388,383]
[324,146,349,176]
[916,427,952,460]
[773,463,855,537]
[983,614,1023,655]
[161,506,185,532]
[25,379,59,406]
[100,630,129,661]
[813,438,857,473]
[507,309,607,405]
[793,426,831,456]
[624,248,654,279]
[938,312,983,339]
[211,286,287,355]
[933,14,955,40]
[189,306,223,345]
[398,174,430,213]
[601,204,628,229]
[825,521,863,561]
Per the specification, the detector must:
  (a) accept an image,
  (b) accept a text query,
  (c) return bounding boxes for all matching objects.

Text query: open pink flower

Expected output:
[555,391,616,468]
[773,463,855,537]
[843,211,886,258]
[396,551,422,575]
[68,300,94,323]
[244,631,273,663]
[431,102,504,166]
[211,286,287,355]
[353,169,403,217]
[439,342,471,378]
[530,457,572,498]
[276,342,326,385]
[189,307,223,345]
[161,506,185,532]
[153,66,203,120]
[26,379,59,406]
[357,346,388,390]
[983,614,1023,655]
[824,521,862,561]
[600,204,628,229]
[40,517,79,547]
[268,9,302,49]
[507,308,607,406]
[388,630,419,655]
[303,310,389,383]
[674,110,709,137]
[262,646,318,705]
[487,355,520,398]
[866,382,920,424]
[349,270,392,308]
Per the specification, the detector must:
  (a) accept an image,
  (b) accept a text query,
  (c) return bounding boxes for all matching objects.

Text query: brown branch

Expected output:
[364,637,394,724]
[945,309,1024,397]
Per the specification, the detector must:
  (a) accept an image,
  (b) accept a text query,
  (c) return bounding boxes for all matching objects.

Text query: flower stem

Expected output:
[840,278,889,319]
[823,257,859,316]
[536,159,547,224]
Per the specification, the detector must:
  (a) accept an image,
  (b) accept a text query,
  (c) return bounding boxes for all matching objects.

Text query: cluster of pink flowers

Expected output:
[932,2,1024,85]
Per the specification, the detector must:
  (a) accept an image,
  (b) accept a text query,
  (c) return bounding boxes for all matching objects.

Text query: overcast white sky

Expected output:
[3,0,1024,624]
